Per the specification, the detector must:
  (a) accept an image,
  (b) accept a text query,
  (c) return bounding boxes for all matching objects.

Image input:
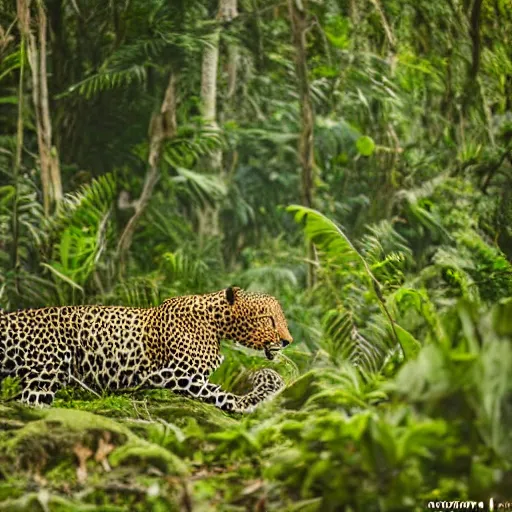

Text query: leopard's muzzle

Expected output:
[264,339,292,360]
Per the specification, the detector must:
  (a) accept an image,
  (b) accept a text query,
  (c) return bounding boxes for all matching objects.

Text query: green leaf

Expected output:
[356,136,375,156]
[491,297,512,336]
[394,324,422,360]
[312,65,339,78]
[41,262,84,292]
[0,96,18,105]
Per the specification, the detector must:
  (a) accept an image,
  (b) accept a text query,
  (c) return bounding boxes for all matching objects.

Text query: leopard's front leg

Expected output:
[142,368,284,413]
[232,368,285,412]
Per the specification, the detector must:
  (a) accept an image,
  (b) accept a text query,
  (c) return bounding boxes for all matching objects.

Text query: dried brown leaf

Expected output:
[241,479,264,496]
[94,432,114,472]
[73,443,93,484]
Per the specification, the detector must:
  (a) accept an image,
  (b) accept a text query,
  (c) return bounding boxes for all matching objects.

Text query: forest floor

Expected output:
[0,390,263,511]
[0,350,308,512]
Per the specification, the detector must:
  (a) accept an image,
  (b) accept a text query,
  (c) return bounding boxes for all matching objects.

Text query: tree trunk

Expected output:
[200,28,221,170]
[37,0,62,206]
[117,72,178,264]
[288,0,316,288]
[18,0,62,215]
[197,0,238,244]
[13,4,27,284]
[463,0,483,115]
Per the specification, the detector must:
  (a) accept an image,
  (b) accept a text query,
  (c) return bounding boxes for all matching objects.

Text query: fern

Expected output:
[62,24,207,100]
[394,174,451,240]
[163,128,224,168]
[46,173,117,240]
[172,167,227,209]
[288,205,409,364]
[0,170,49,308]
[40,174,117,303]
[65,66,148,100]
[100,275,166,308]
[162,250,211,292]
[322,307,395,372]
[238,266,299,294]
[360,220,413,290]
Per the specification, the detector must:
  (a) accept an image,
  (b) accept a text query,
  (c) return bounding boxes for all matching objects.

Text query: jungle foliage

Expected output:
[0,0,512,510]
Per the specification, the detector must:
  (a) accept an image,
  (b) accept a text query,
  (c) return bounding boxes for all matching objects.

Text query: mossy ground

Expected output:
[0,348,306,511]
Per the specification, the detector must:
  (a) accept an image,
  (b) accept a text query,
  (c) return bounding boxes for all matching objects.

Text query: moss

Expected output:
[54,394,138,418]
[0,481,25,502]
[0,492,126,511]
[147,397,237,431]
[45,460,79,486]
[109,444,186,474]
[4,408,188,477]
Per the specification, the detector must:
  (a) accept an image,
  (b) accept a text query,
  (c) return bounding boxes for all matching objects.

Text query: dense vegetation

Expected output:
[1,0,512,509]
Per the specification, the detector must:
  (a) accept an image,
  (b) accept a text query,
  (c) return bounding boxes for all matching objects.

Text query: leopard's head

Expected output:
[219,286,293,360]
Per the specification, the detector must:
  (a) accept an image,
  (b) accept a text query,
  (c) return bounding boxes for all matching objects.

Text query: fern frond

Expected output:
[395,173,451,239]
[323,308,391,372]
[361,220,412,264]
[65,66,148,99]
[172,167,227,209]
[163,128,224,168]
[432,246,481,302]
[162,249,212,292]
[289,205,412,362]
[47,173,117,238]
[100,275,165,308]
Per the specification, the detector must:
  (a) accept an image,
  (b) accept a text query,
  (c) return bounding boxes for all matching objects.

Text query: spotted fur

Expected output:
[0,287,292,412]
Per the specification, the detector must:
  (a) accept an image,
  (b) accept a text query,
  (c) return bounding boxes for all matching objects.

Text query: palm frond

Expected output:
[65,66,148,99]
[47,173,117,238]
[173,167,227,209]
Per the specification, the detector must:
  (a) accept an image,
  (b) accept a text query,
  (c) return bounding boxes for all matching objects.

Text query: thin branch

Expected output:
[37,0,62,204]
[117,72,178,263]
[481,146,512,193]
[68,372,102,399]
[368,0,396,51]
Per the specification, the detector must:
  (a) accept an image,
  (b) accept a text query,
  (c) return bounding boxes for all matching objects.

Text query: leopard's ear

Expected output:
[226,286,240,305]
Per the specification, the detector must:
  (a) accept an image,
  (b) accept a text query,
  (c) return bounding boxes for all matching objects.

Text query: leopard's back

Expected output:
[0,305,155,391]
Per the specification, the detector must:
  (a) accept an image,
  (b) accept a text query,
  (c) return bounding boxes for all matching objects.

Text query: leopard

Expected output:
[0,287,293,412]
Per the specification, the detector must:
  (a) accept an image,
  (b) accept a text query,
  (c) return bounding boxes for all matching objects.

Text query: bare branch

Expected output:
[117,72,178,262]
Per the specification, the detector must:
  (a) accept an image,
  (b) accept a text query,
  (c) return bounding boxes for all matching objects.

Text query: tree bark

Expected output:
[200,29,221,145]
[288,0,316,288]
[198,29,222,243]
[469,0,483,82]
[13,5,27,283]
[368,0,396,73]
[226,43,238,102]
[19,0,62,215]
[197,0,239,243]
[463,0,483,115]
[368,0,396,52]
[37,0,62,205]
[117,72,178,263]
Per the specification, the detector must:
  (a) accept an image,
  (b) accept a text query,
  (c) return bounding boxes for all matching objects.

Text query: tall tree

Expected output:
[288,0,316,287]
[17,0,62,215]
[197,0,239,243]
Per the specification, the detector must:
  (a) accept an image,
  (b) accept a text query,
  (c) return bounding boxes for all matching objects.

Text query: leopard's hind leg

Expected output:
[17,349,73,407]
